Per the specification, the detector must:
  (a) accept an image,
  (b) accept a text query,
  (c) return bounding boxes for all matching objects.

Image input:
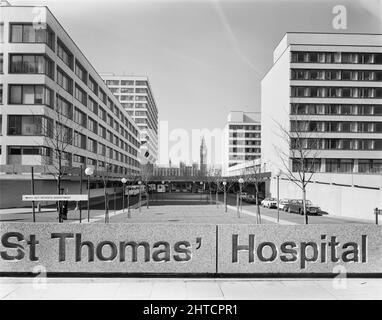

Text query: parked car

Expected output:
[261,198,278,208]
[244,194,258,204]
[239,192,248,200]
[243,194,264,204]
[284,199,322,215]
[278,199,292,211]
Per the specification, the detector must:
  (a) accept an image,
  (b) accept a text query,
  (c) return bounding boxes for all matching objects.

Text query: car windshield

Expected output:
[295,200,313,205]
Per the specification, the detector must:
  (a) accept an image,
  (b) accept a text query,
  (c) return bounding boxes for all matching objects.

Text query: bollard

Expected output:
[375,208,379,225]
[236,193,240,218]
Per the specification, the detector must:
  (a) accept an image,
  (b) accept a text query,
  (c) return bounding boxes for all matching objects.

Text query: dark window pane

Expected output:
[11,25,23,42]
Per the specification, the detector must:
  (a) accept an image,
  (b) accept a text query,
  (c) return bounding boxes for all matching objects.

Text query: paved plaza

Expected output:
[0,193,373,225]
[1,277,381,300]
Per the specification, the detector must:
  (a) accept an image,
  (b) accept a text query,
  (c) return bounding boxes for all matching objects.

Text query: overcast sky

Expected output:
[9,0,382,165]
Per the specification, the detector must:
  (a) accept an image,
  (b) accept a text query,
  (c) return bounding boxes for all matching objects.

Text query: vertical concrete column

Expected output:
[353,159,359,174]
[320,158,326,173]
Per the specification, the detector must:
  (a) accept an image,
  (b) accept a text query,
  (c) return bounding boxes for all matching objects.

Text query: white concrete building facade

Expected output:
[101,74,159,165]
[222,111,261,176]
[0,5,141,206]
[261,32,382,220]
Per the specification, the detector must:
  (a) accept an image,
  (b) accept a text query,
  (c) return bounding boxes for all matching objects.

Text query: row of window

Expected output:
[229,133,261,140]
[229,125,261,131]
[114,95,148,102]
[291,138,382,150]
[7,115,53,137]
[107,82,158,134]
[6,146,140,173]
[8,84,54,106]
[291,158,382,174]
[9,23,55,50]
[290,104,382,116]
[5,115,139,163]
[290,121,382,133]
[229,140,261,146]
[9,54,55,79]
[228,155,261,167]
[229,155,261,161]
[6,84,140,149]
[291,86,382,98]
[110,87,148,94]
[6,23,140,138]
[291,52,382,64]
[53,67,139,139]
[105,80,148,87]
[291,69,382,81]
[229,148,261,153]
[229,132,262,138]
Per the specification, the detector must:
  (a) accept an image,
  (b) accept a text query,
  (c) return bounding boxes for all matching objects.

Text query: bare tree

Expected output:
[140,164,153,209]
[240,163,265,224]
[38,94,83,222]
[275,115,321,224]
[94,155,112,223]
[125,170,139,217]
[222,177,237,213]
[205,168,216,204]
[206,168,221,207]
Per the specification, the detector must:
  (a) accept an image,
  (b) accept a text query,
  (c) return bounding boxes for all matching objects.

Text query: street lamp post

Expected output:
[121,178,127,213]
[223,180,227,213]
[238,178,244,218]
[161,181,165,200]
[138,180,142,213]
[85,167,94,222]
[199,181,203,201]
[79,165,83,223]
[127,179,131,218]
[276,169,282,223]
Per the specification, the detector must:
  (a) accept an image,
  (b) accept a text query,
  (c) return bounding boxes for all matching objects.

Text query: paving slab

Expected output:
[1,278,381,300]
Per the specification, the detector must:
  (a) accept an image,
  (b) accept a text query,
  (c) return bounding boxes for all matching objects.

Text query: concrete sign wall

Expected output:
[0,223,381,275]
[0,223,216,274]
[218,224,382,274]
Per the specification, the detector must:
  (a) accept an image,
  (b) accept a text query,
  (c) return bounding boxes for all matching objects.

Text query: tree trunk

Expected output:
[104,185,107,214]
[127,188,131,218]
[303,187,308,225]
[146,188,149,209]
[57,154,62,223]
[255,191,261,224]
[104,187,109,223]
